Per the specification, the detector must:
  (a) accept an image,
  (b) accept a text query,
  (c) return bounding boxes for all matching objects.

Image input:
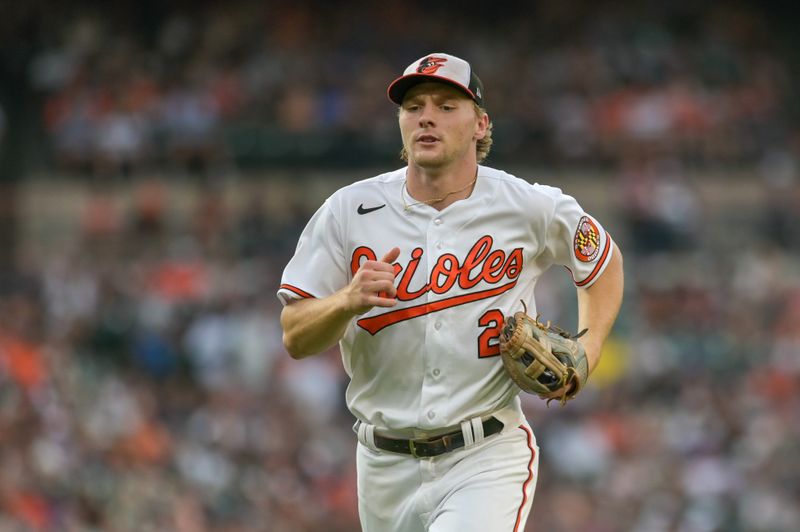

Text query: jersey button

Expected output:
[434,321,442,330]
[432,368,441,377]
[427,411,436,420]
[435,241,442,249]
[434,218,442,225]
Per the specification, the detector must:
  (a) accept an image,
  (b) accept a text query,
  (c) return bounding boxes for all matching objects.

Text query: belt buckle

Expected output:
[440,434,453,452]
[408,439,420,458]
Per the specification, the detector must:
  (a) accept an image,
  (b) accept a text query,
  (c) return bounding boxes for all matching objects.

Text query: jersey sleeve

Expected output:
[277,199,348,305]
[542,190,614,289]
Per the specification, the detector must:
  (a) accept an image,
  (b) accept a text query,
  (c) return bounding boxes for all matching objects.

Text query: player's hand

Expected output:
[344,247,400,315]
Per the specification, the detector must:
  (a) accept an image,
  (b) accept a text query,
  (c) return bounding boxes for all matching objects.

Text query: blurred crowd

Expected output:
[0,162,798,531]
[19,0,798,174]
[0,180,355,531]
[1,1,800,531]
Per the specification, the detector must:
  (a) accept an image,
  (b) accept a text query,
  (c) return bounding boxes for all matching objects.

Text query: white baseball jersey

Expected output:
[277,165,614,433]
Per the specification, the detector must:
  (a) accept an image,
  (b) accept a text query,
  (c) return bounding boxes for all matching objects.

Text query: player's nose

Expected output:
[418,103,435,127]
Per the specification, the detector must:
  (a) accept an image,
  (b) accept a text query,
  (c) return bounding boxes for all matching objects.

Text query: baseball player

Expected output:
[278,53,624,531]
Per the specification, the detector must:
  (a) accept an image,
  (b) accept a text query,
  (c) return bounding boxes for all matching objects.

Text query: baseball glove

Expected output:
[499,303,589,405]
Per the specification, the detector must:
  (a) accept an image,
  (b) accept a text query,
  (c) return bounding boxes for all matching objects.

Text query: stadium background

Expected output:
[1,1,799,530]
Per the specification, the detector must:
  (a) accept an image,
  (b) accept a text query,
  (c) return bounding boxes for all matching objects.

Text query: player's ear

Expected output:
[474,111,489,141]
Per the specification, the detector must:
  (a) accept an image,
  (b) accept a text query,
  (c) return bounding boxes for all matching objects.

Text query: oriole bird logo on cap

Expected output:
[417,56,447,74]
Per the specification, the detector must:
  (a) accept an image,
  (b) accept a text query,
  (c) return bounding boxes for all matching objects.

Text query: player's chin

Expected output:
[410,150,445,168]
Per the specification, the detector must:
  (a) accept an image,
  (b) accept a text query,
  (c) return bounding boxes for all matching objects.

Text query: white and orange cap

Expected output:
[387,53,485,106]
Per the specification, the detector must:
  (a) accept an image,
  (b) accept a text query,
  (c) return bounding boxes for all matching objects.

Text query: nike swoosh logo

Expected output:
[357,203,386,215]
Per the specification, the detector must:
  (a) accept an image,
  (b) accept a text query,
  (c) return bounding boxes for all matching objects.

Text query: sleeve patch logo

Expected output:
[574,216,601,263]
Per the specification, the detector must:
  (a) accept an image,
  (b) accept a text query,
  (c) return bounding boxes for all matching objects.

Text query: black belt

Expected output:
[373,417,504,458]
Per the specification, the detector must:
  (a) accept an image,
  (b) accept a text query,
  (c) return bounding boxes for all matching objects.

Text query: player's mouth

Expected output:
[416,134,440,145]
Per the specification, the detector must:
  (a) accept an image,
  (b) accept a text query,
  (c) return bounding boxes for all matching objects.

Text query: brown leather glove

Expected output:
[499,308,589,405]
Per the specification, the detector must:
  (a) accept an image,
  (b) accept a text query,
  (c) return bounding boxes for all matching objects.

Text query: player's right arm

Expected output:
[281,247,400,359]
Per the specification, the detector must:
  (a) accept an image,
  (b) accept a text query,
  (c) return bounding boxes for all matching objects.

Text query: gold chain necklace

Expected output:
[401,176,478,212]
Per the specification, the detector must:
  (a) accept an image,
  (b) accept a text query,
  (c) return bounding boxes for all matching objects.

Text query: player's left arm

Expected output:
[576,241,624,374]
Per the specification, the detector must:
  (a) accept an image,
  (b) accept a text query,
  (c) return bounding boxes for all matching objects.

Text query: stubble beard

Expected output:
[408,140,466,171]
[411,149,446,170]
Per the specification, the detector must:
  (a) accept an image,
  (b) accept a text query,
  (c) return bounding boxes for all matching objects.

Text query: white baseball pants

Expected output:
[356,421,539,532]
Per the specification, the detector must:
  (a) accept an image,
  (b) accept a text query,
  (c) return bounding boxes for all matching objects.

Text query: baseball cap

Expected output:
[387,53,484,106]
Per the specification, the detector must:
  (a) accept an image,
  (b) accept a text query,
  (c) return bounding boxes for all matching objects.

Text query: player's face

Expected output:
[398,83,488,170]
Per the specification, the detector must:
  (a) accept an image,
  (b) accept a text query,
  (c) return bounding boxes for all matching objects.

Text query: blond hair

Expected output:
[400,103,493,163]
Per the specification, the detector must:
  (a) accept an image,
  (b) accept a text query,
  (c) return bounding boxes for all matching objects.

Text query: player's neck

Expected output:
[405,159,479,211]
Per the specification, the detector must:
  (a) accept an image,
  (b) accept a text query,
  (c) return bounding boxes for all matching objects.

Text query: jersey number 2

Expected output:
[478,309,504,358]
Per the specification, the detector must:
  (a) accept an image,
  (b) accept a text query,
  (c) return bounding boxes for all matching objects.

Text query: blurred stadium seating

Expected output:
[0,1,799,531]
